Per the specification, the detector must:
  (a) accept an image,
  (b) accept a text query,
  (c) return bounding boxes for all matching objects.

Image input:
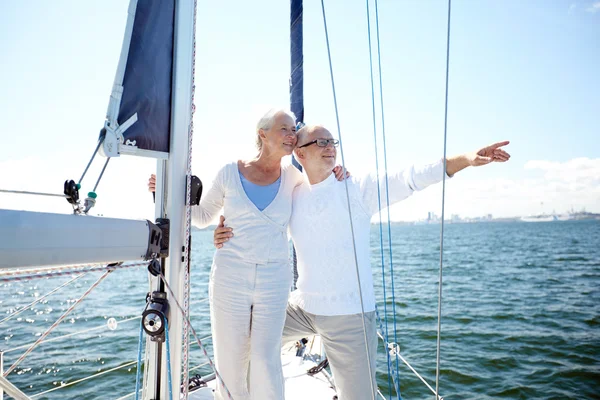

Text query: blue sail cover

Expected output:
[290,0,304,172]
[290,0,304,125]
[290,0,303,289]
[115,0,175,153]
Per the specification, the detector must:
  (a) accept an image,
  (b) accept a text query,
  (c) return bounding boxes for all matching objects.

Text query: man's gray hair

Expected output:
[296,124,327,147]
[296,124,312,147]
[256,108,296,150]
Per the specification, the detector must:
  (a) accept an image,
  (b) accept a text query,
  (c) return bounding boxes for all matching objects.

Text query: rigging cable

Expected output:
[135,318,145,400]
[365,0,399,397]
[371,0,403,394]
[320,1,376,399]
[3,270,113,377]
[164,317,174,400]
[0,189,67,198]
[0,261,148,284]
[435,0,453,398]
[0,273,87,326]
[78,140,103,185]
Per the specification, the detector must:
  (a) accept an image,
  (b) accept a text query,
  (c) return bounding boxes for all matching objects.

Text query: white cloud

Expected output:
[2,156,599,223]
[525,157,600,186]
[587,1,600,12]
[378,158,600,221]
[569,3,577,13]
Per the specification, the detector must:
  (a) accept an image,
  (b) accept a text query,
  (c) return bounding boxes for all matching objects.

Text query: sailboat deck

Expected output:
[188,337,336,399]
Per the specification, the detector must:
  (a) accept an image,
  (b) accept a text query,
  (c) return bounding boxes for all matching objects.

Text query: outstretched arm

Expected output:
[360,141,511,215]
[446,141,510,176]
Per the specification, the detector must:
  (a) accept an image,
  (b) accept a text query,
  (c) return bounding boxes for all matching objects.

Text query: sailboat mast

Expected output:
[290,0,304,125]
[290,0,303,289]
[147,0,196,398]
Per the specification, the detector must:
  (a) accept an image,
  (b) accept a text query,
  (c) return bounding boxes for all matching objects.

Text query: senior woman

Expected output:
[149,109,346,400]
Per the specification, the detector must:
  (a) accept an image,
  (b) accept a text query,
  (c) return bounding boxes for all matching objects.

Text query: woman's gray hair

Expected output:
[256,108,296,150]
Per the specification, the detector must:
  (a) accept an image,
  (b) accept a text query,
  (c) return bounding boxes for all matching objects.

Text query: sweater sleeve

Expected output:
[191,165,227,228]
[285,163,305,187]
[360,158,448,216]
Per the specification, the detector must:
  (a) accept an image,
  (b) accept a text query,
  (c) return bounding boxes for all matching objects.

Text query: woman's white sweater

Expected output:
[192,162,303,264]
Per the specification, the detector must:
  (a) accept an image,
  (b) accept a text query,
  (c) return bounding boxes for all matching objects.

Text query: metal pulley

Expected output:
[142,291,169,342]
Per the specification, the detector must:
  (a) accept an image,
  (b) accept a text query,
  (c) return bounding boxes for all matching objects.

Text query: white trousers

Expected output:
[209,258,292,400]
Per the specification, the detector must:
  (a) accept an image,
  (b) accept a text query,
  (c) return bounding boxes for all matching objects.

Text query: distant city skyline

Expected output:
[379,208,600,225]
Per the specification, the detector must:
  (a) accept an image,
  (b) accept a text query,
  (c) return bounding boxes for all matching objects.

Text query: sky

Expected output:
[0,0,598,222]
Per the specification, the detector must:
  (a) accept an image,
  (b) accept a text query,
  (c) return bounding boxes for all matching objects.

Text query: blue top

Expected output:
[239,171,281,211]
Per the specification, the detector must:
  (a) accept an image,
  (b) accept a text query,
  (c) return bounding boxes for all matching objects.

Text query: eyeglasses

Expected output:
[297,138,339,148]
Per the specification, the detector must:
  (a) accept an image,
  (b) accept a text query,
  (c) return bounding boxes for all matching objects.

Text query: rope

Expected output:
[398,352,443,400]
[115,390,141,400]
[135,318,144,400]
[365,0,394,397]
[3,270,112,376]
[435,1,452,398]
[371,0,403,394]
[4,316,140,354]
[92,157,110,192]
[0,273,86,326]
[306,358,329,376]
[369,0,402,394]
[142,318,152,400]
[188,334,213,346]
[190,297,209,306]
[0,261,148,283]
[374,330,443,400]
[181,0,198,396]
[374,305,401,396]
[79,140,102,185]
[117,360,211,400]
[0,189,67,198]
[123,361,214,399]
[0,374,29,400]
[0,261,145,277]
[319,1,375,399]
[30,360,138,399]
[164,316,173,400]
[188,360,210,373]
[156,271,234,399]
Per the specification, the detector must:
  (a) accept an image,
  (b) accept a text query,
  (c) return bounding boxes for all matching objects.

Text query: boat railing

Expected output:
[0,261,214,400]
[376,331,444,400]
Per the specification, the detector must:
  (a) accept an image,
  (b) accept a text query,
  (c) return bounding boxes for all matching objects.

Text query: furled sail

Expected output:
[101,0,175,157]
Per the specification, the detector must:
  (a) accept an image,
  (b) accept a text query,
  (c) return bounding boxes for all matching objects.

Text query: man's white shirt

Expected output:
[288,159,448,316]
